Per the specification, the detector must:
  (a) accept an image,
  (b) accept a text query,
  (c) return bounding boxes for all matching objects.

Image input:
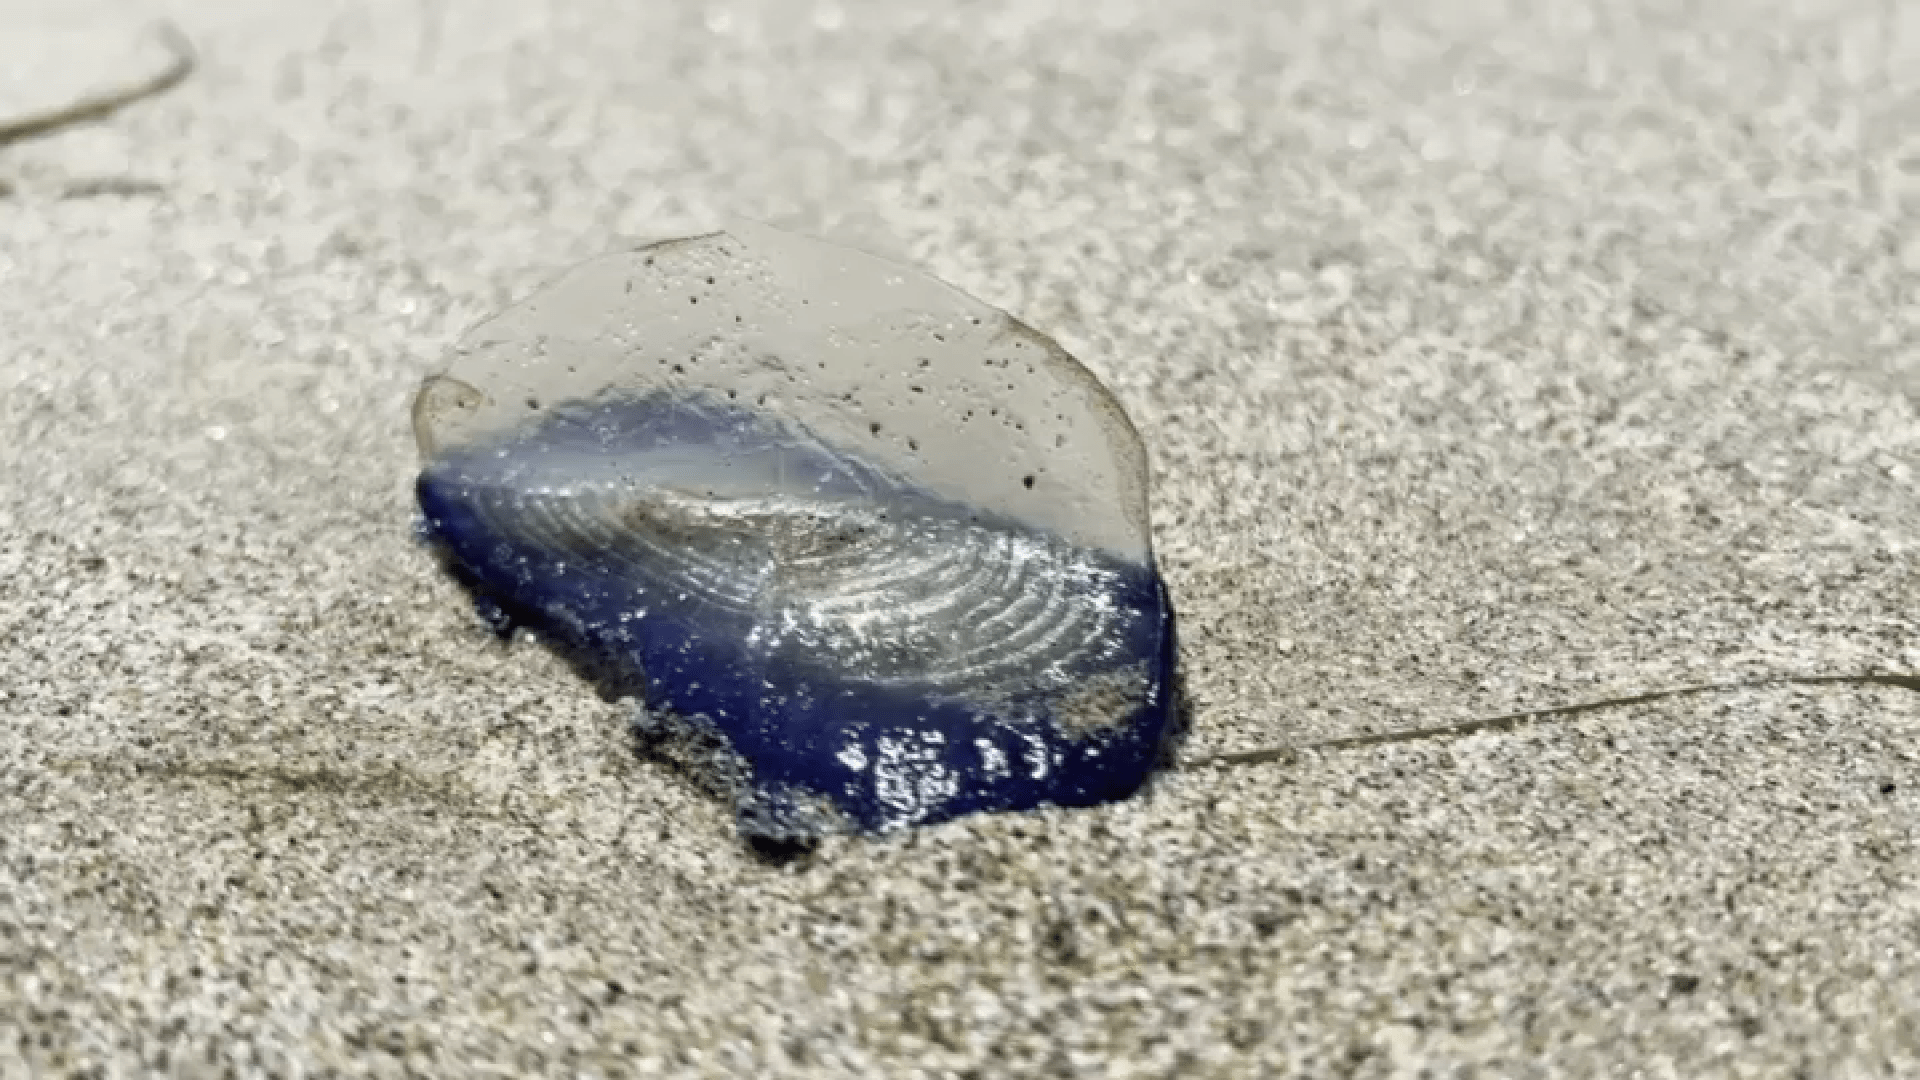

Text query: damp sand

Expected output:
[3,0,1917,1074]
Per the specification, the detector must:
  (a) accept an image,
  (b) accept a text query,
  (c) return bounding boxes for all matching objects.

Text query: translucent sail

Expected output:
[413,223,1176,840]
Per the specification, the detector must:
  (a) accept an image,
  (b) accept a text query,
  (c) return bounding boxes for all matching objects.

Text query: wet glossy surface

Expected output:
[414,225,1176,838]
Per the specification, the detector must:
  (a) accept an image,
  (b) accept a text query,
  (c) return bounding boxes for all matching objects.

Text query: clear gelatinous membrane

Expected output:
[414,222,1177,839]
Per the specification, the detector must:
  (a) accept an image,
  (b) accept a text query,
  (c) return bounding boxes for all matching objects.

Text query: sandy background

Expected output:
[3,0,1917,1074]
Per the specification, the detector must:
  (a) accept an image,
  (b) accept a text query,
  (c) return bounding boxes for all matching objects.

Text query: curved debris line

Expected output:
[1186,673,1920,769]
[0,21,195,148]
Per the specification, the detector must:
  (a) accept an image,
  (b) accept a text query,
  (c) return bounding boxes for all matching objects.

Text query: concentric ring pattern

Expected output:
[445,410,1141,700]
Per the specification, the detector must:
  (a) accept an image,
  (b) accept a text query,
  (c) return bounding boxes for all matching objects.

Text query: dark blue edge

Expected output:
[411,400,1180,840]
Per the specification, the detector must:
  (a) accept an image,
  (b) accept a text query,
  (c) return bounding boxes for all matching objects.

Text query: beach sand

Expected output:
[3,0,1916,1074]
